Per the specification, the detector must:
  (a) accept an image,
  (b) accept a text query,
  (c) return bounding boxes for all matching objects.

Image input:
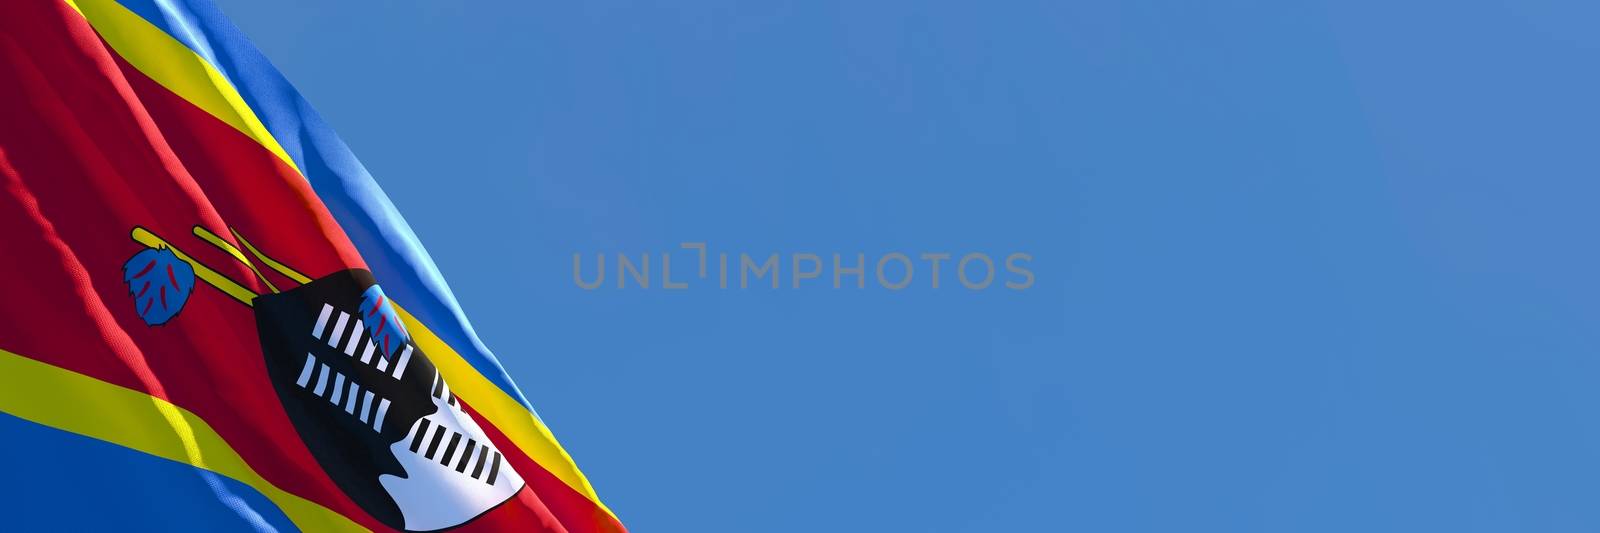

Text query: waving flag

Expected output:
[0,1,622,531]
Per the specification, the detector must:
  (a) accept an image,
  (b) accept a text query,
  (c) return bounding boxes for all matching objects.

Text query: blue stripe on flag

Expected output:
[0,412,296,532]
[110,0,539,414]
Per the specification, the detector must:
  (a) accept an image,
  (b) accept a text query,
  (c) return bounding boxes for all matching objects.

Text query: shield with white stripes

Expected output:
[253,269,524,532]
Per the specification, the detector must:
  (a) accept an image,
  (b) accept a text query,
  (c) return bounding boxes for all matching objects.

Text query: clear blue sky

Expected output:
[208,1,1599,531]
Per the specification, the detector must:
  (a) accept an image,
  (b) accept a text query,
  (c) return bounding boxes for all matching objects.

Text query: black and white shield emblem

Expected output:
[254,269,524,531]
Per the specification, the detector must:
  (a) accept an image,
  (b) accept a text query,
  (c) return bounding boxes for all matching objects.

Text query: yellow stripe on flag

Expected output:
[52,0,615,519]
[394,304,617,520]
[65,0,302,176]
[0,347,364,532]
[223,243,617,519]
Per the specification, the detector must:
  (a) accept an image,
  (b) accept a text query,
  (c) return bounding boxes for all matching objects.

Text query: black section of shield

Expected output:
[254,269,439,530]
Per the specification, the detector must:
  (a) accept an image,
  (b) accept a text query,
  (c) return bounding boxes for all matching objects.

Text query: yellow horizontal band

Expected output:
[0,346,363,532]
[395,304,616,520]
[66,0,302,176]
[57,0,612,520]
[216,233,613,518]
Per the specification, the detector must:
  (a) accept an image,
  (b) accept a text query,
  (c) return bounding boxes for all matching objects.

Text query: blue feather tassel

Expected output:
[359,284,408,359]
[123,247,196,326]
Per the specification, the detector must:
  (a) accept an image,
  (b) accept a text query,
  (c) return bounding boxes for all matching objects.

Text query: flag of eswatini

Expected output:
[0,1,621,531]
